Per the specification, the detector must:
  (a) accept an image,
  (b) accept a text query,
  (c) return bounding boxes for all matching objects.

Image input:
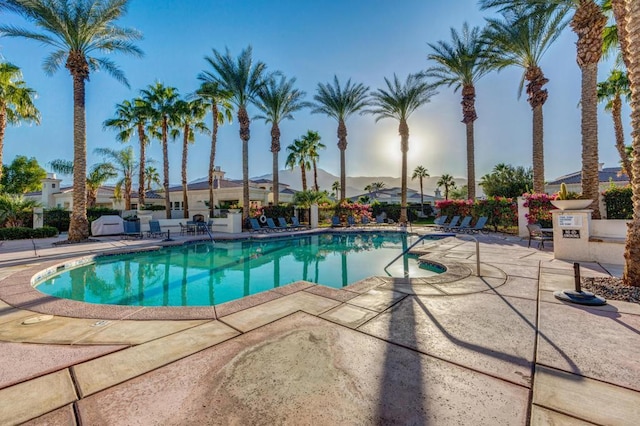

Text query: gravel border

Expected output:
[582,277,640,304]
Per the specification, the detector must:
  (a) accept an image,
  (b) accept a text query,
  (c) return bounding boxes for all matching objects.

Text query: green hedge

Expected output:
[0,226,58,240]
[604,186,632,219]
[435,198,517,232]
[44,207,122,232]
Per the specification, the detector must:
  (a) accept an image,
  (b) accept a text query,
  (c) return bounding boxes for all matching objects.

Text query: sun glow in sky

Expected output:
[0,0,627,188]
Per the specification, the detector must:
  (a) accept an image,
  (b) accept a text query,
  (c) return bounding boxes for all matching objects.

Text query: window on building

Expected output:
[52,184,56,188]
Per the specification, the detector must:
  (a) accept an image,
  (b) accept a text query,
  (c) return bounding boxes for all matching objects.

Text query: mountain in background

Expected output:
[252,168,470,198]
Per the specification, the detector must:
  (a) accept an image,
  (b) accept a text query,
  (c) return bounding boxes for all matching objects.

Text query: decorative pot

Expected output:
[550,199,593,210]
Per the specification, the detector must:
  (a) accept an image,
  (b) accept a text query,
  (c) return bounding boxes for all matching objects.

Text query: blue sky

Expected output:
[0,0,628,188]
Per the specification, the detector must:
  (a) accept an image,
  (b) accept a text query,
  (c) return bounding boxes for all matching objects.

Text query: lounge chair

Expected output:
[266,217,285,232]
[249,218,267,233]
[331,216,343,227]
[426,215,448,229]
[278,217,294,230]
[122,220,142,239]
[527,223,553,249]
[447,216,473,233]
[375,215,388,226]
[464,216,489,234]
[347,216,356,227]
[440,215,460,231]
[290,216,308,230]
[147,220,167,238]
[361,215,372,226]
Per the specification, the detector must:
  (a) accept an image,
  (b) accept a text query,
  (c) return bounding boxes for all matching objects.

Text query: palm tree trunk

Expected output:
[526,66,549,193]
[420,178,424,214]
[162,116,171,219]
[301,163,308,191]
[622,0,640,286]
[209,104,218,217]
[611,0,631,70]
[461,84,477,200]
[338,119,348,200]
[399,120,409,224]
[271,123,280,205]
[182,125,190,219]
[572,0,607,219]
[138,122,146,207]
[124,175,132,210]
[68,73,89,241]
[313,159,319,192]
[0,103,6,183]
[239,106,250,220]
[611,96,633,180]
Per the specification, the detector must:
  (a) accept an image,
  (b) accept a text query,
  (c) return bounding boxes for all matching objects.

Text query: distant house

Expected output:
[349,187,442,205]
[25,167,295,215]
[545,164,629,195]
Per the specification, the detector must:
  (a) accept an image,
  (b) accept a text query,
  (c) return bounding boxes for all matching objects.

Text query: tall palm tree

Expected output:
[437,174,456,200]
[367,73,437,224]
[1,0,143,241]
[412,166,430,214]
[285,137,311,191]
[483,8,567,193]
[611,0,639,286]
[597,69,632,179]
[140,83,180,219]
[311,76,369,201]
[331,180,341,198]
[145,165,161,191]
[200,46,268,220]
[174,99,209,218]
[254,75,308,204]
[49,159,117,208]
[103,97,152,206]
[300,130,325,191]
[0,62,40,182]
[193,81,233,217]
[481,0,608,218]
[426,23,491,201]
[94,146,138,210]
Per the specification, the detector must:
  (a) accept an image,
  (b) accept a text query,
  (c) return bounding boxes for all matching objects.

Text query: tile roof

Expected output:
[547,167,629,185]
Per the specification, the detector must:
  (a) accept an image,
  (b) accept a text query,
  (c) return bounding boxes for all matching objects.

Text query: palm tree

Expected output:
[200,46,268,220]
[412,166,430,214]
[0,193,40,227]
[0,62,40,182]
[367,73,437,224]
[94,146,138,210]
[103,97,152,206]
[301,130,325,191]
[141,83,180,219]
[1,0,143,241]
[49,159,117,208]
[437,174,456,200]
[482,8,567,193]
[331,180,341,198]
[481,0,608,217]
[611,0,639,286]
[285,137,311,191]
[371,181,386,197]
[426,23,491,201]
[311,76,369,200]
[193,81,233,217]
[254,75,308,204]
[174,99,209,218]
[597,69,632,180]
[145,165,161,191]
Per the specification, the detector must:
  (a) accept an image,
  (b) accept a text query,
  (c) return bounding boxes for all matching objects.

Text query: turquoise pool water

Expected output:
[35,232,444,307]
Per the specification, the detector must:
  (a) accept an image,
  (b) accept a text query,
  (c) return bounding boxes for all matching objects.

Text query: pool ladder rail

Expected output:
[384,233,480,277]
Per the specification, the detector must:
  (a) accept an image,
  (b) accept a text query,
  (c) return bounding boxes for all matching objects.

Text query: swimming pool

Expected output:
[35,232,445,307]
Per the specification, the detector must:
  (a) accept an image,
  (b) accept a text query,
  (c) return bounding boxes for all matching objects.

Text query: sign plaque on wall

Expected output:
[562,229,581,239]
[558,215,582,228]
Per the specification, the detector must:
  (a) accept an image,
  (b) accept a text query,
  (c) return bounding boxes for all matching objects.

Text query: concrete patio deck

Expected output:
[0,229,638,425]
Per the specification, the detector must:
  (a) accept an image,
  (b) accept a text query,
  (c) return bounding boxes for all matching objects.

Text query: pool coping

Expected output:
[0,233,486,321]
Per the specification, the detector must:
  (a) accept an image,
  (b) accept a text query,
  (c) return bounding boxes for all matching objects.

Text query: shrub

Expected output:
[603,186,632,219]
[473,197,518,231]
[523,193,556,227]
[0,226,58,240]
[260,205,295,220]
[44,208,70,232]
[140,204,166,211]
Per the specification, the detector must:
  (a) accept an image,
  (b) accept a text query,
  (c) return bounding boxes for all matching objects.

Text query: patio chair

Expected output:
[122,220,143,239]
[527,223,553,249]
[347,216,356,227]
[440,215,460,231]
[447,216,473,233]
[249,218,268,233]
[147,220,167,238]
[331,216,343,227]
[278,217,297,231]
[266,217,286,232]
[464,216,489,234]
[290,216,308,230]
[425,215,448,229]
[375,215,388,226]
[361,215,372,226]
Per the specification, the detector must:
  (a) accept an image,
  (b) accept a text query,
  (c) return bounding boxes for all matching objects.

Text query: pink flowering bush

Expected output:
[522,193,556,226]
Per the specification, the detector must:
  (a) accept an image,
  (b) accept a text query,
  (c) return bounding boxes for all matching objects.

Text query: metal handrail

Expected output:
[383,232,481,277]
